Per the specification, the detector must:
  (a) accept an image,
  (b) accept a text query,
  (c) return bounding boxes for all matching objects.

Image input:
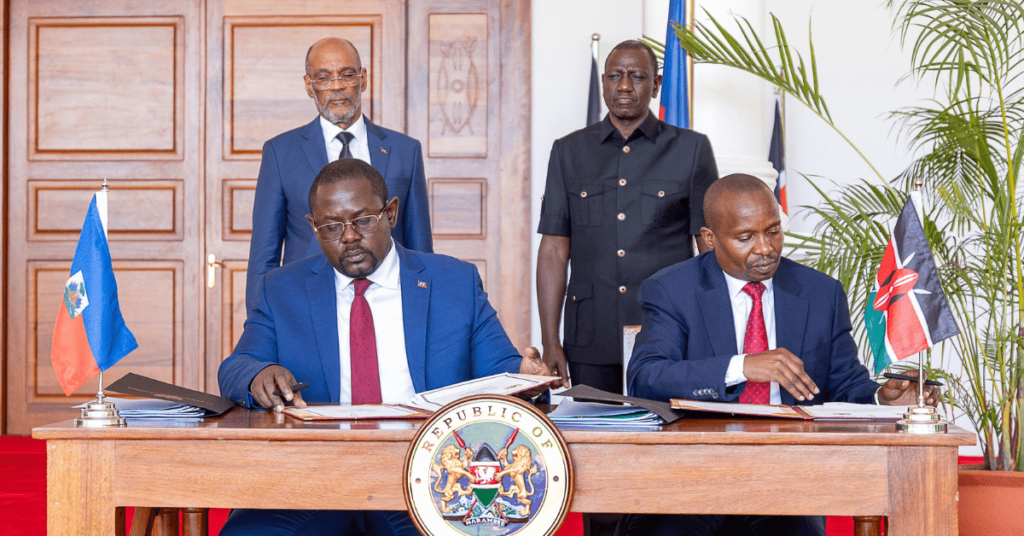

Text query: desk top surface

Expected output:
[33,405,976,447]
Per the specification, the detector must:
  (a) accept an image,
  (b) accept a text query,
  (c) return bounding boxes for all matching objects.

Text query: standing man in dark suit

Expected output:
[536,38,718,536]
[247,37,432,312]
[537,39,718,395]
[623,174,935,536]
[220,159,550,536]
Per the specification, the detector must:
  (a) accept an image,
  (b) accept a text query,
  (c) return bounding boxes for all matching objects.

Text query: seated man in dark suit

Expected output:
[622,174,935,536]
[219,159,550,536]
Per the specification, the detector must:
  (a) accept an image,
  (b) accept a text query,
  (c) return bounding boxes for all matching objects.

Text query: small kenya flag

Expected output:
[866,194,959,375]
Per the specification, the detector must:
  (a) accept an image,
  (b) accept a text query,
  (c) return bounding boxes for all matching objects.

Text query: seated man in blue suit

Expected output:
[247,36,432,312]
[220,159,551,536]
[622,174,936,536]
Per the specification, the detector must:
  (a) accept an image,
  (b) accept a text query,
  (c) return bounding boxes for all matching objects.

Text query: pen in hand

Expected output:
[272,382,309,398]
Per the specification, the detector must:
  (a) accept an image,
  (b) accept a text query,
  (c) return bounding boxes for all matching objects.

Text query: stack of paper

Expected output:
[548,399,664,430]
[74,396,205,426]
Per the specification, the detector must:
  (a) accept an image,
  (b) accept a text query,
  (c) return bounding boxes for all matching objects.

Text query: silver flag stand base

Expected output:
[896,405,947,434]
[74,370,126,428]
[75,400,126,428]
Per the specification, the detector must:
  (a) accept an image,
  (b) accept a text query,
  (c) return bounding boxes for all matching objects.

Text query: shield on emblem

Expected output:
[469,443,501,506]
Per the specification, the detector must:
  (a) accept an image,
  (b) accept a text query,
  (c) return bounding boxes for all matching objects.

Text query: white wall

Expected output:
[530,0,978,453]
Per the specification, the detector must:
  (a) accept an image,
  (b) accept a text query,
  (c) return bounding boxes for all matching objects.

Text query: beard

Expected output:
[337,245,380,279]
[315,89,361,126]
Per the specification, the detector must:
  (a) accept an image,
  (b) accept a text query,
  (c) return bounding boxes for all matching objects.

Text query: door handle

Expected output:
[207,254,224,289]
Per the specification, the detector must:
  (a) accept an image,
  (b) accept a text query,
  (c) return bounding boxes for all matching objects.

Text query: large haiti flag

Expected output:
[50,192,138,396]
[865,195,959,374]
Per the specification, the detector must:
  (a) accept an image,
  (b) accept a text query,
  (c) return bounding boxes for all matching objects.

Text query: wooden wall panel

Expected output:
[429,178,486,238]
[221,179,255,239]
[29,262,182,400]
[29,180,183,241]
[225,17,380,157]
[28,17,185,160]
[428,14,487,157]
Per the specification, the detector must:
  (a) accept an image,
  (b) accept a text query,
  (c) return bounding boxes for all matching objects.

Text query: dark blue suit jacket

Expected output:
[246,115,433,312]
[627,253,880,406]
[220,245,521,407]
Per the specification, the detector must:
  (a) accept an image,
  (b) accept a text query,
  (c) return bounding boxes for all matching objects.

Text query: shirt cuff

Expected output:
[725,354,747,386]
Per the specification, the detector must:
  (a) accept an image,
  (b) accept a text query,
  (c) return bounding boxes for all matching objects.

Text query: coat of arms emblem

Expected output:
[405,395,573,536]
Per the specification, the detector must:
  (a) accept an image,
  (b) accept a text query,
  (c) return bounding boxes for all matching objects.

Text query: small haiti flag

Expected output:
[50,193,138,396]
[865,195,958,374]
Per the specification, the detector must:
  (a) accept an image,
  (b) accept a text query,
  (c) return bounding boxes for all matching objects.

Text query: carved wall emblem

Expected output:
[405,395,573,536]
[437,38,480,135]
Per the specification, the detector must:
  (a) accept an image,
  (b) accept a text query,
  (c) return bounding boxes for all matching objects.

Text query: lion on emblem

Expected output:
[495,445,539,516]
[431,444,475,512]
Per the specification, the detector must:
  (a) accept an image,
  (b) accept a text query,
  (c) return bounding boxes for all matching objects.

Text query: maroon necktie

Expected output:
[738,282,771,405]
[350,278,381,404]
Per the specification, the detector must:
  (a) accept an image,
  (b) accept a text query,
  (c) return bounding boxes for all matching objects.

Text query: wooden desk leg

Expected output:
[46,440,116,536]
[152,508,181,536]
[129,507,157,536]
[887,446,958,536]
[182,508,210,536]
[853,516,883,536]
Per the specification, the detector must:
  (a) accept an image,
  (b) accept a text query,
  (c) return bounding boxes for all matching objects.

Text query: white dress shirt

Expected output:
[320,114,372,165]
[722,272,783,405]
[334,240,416,404]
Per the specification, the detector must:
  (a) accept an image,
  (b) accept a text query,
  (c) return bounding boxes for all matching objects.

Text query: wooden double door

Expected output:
[3,0,531,434]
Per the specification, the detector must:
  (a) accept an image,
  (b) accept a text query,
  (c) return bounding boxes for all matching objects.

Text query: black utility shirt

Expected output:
[538,113,718,365]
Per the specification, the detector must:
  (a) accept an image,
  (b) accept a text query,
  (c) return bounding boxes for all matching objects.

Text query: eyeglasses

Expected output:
[313,208,387,241]
[307,72,362,90]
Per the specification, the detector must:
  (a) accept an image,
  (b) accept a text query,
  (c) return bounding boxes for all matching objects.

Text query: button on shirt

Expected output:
[334,241,416,404]
[320,115,372,165]
[722,273,782,405]
[537,113,718,365]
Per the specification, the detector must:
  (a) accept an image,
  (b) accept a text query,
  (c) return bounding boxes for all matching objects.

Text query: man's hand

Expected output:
[743,348,820,402]
[540,343,569,389]
[877,369,939,406]
[518,347,558,398]
[250,365,307,412]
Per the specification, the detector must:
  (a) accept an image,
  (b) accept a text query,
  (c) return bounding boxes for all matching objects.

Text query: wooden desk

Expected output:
[33,408,974,536]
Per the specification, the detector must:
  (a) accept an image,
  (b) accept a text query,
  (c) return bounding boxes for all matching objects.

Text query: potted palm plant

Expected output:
[646,1,1024,532]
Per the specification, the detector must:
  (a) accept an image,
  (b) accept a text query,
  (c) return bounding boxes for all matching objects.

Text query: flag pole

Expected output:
[896,176,947,434]
[74,177,126,428]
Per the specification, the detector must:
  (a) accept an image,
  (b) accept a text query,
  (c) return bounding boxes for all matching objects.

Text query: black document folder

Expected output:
[107,372,235,416]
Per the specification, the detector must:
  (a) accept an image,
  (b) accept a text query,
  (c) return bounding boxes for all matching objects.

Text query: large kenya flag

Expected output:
[865,195,959,374]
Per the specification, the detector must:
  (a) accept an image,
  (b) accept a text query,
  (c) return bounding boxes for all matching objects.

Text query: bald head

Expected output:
[703,173,777,232]
[305,38,361,75]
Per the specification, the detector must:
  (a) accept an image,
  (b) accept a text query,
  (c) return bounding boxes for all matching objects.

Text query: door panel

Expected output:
[202,0,406,392]
[5,0,203,434]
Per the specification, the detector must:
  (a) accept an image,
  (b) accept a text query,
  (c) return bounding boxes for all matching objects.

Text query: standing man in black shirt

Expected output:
[537,39,719,396]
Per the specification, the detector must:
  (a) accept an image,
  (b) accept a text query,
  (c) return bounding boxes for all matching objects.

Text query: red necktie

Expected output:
[738,282,771,405]
[350,278,381,404]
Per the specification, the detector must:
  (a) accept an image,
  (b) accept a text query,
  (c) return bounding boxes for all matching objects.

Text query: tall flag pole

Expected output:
[768,93,788,215]
[51,179,137,426]
[659,0,691,129]
[587,34,601,126]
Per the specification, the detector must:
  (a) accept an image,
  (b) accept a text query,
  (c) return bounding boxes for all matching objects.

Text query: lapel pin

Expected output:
[418,280,428,289]
[380,147,388,154]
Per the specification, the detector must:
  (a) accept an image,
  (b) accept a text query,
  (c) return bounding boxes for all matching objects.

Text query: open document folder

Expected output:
[671,399,912,421]
[284,373,560,421]
[547,398,665,430]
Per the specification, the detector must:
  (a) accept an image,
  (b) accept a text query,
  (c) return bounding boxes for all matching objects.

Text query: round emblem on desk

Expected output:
[404,395,573,536]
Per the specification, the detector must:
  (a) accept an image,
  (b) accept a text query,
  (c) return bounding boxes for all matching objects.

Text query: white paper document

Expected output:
[403,373,558,411]
[284,404,428,421]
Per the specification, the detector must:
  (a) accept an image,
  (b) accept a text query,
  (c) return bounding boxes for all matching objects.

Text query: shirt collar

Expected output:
[333,238,400,292]
[722,270,774,302]
[320,114,367,146]
[599,111,661,143]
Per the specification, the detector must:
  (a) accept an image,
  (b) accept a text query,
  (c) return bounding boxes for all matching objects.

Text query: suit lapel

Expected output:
[365,117,392,178]
[301,117,329,175]
[696,254,739,357]
[398,245,429,392]
[772,260,808,406]
[306,257,341,403]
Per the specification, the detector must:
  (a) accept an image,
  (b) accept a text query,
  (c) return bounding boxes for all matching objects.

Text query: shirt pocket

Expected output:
[641,181,685,228]
[563,281,594,347]
[566,182,605,227]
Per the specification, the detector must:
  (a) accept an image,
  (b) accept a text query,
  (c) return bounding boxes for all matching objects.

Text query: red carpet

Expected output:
[0,436,980,535]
